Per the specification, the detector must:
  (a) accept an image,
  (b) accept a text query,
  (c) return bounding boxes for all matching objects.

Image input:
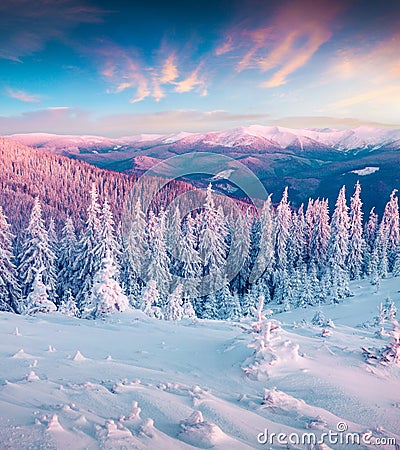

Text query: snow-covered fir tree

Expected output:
[178,214,202,302]
[381,190,399,271]
[218,278,239,320]
[146,210,171,300]
[166,205,182,259]
[97,197,121,262]
[182,297,196,319]
[288,204,308,271]
[364,207,379,276]
[376,219,389,279]
[201,292,219,319]
[198,184,229,309]
[241,279,266,317]
[48,217,58,253]
[25,268,57,315]
[165,284,184,321]
[18,197,57,304]
[0,206,21,312]
[73,183,102,315]
[274,187,291,273]
[121,199,148,304]
[309,199,330,271]
[347,181,365,280]
[230,212,251,297]
[140,279,163,319]
[326,186,350,300]
[57,217,77,301]
[251,195,275,285]
[91,252,129,318]
[59,289,79,317]
[380,320,400,366]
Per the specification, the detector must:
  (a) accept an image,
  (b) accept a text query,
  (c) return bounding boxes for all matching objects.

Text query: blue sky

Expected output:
[1,0,400,136]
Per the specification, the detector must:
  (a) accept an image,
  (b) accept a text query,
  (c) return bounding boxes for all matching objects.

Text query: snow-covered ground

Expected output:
[1,277,399,449]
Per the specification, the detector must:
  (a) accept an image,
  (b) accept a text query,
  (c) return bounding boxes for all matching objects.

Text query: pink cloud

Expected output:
[215,35,234,56]
[174,64,206,94]
[160,54,179,84]
[6,87,41,103]
[217,0,345,87]
[98,44,151,103]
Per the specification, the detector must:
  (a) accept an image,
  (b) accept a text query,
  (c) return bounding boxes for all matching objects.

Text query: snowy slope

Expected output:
[1,276,399,449]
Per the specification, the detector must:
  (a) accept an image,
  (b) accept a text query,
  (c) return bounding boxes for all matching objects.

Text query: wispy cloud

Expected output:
[6,87,41,103]
[152,54,179,101]
[174,64,206,95]
[215,35,234,56]
[217,0,344,88]
[0,0,105,61]
[160,54,179,84]
[98,42,207,104]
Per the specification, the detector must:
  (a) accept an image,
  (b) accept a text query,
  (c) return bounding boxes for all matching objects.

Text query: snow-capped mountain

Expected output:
[9,125,400,153]
[6,125,400,215]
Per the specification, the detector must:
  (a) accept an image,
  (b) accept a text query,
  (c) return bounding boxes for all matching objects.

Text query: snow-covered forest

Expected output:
[1,151,399,320]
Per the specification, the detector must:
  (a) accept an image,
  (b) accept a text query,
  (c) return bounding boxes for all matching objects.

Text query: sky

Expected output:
[0,0,400,136]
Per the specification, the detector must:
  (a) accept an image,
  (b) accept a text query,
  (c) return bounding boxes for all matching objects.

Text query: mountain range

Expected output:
[7,125,400,214]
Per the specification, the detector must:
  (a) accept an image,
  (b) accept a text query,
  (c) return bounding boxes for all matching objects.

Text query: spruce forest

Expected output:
[0,137,399,320]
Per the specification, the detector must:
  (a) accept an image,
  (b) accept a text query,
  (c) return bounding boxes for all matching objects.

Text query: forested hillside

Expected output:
[0,138,193,235]
[0,134,398,322]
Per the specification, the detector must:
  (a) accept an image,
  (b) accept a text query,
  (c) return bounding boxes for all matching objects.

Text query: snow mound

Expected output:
[12,348,35,359]
[47,414,64,432]
[179,411,226,448]
[350,166,380,176]
[72,350,87,361]
[26,370,40,382]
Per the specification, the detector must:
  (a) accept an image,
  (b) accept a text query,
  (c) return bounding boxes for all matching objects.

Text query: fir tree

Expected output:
[57,217,77,302]
[201,293,219,319]
[376,220,389,279]
[25,268,57,315]
[241,280,264,317]
[326,186,350,299]
[218,279,236,320]
[309,199,330,271]
[91,253,129,318]
[381,190,399,270]
[146,210,171,299]
[140,280,161,319]
[347,181,365,280]
[182,297,196,319]
[59,289,79,317]
[122,199,148,304]
[165,284,184,321]
[380,320,400,366]
[0,206,21,312]
[48,217,58,256]
[229,212,251,297]
[364,208,379,276]
[18,197,57,304]
[73,183,102,315]
[178,214,202,301]
[288,204,308,270]
[274,187,291,273]
[198,184,229,297]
